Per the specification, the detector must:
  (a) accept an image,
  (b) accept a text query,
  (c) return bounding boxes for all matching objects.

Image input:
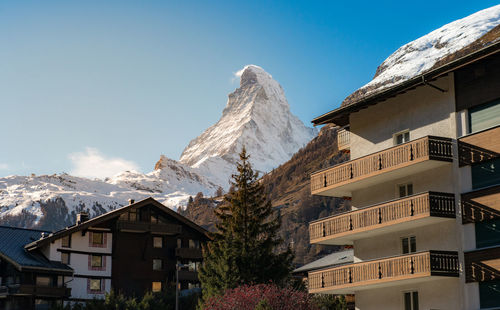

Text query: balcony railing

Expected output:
[462,184,500,224]
[310,192,456,245]
[338,128,350,151]
[178,270,199,282]
[176,247,203,259]
[6,284,71,297]
[309,251,459,294]
[116,220,182,234]
[311,136,453,197]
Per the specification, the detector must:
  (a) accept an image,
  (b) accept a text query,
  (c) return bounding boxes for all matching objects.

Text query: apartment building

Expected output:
[0,197,208,309]
[307,38,500,309]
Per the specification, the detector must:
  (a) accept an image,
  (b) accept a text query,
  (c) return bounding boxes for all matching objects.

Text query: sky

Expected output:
[0,0,498,178]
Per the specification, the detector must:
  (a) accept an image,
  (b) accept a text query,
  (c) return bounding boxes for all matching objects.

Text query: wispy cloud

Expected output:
[69,147,139,179]
[0,163,9,170]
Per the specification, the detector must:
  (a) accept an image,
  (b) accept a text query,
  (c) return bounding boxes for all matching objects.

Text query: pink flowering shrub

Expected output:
[202,283,318,310]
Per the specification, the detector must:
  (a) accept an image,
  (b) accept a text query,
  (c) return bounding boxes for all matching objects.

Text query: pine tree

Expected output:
[199,147,294,298]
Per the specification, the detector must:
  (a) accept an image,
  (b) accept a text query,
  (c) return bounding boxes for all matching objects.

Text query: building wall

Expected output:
[349,75,455,160]
[44,230,112,300]
[355,278,461,310]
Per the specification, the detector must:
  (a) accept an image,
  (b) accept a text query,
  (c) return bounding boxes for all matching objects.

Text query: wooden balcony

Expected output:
[116,220,182,234]
[462,184,500,224]
[311,136,453,197]
[458,125,500,166]
[465,246,500,283]
[310,192,456,245]
[175,247,203,259]
[178,270,198,282]
[338,128,350,151]
[6,284,71,297]
[308,251,459,294]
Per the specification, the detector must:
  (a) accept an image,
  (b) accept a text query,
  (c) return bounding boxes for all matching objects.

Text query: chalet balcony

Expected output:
[311,136,453,197]
[178,270,198,282]
[5,284,71,298]
[464,246,500,283]
[175,247,203,259]
[462,184,500,224]
[310,192,456,245]
[308,251,459,294]
[116,220,182,234]
[337,128,350,151]
[458,125,500,166]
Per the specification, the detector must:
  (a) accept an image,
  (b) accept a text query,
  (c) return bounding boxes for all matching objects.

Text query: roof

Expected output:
[25,197,209,251]
[0,226,73,274]
[292,249,353,274]
[313,8,500,126]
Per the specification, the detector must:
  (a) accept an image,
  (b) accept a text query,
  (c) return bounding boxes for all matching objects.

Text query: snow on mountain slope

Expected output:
[179,65,317,187]
[343,4,500,106]
[0,65,316,227]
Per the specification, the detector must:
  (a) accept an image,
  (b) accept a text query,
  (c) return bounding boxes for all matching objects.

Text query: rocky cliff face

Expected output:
[180,65,317,187]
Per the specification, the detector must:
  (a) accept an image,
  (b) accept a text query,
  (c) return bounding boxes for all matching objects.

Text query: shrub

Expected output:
[201,283,318,310]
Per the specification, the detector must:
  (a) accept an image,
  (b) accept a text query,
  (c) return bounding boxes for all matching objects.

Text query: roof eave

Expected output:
[312,40,500,126]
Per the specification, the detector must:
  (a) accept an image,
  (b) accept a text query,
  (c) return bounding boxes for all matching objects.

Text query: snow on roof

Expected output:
[342,4,500,107]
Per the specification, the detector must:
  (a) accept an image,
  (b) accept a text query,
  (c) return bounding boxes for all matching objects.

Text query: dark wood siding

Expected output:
[455,53,500,111]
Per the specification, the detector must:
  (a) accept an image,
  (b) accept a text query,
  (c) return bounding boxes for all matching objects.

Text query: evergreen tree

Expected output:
[199,147,294,298]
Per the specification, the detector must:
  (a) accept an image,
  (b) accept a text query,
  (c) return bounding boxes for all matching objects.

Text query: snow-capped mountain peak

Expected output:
[179,65,317,187]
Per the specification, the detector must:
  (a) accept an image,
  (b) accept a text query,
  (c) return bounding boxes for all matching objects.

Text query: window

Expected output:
[129,209,138,221]
[153,236,163,248]
[177,238,182,248]
[92,232,104,245]
[403,291,419,310]
[152,282,162,292]
[91,255,103,268]
[151,213,158,224]
[36,276,51,287]
[188,261,200,272]
[61,252,70,265]
[153,259,163,271]
[90,279,101,291]
[119,212,128,221]
[398,183,413,198]
[402,236,416,254]
[479,280,500,309]
[61,235,71,248]
[475,218,500,248]
[189,239,200,249]
[469,99,500,134]
[394,130,410,145]
[188,282,200,290]
[471,158,500,190]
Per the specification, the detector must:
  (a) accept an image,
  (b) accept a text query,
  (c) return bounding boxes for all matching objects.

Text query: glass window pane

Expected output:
[61,253,70,264]
[92,233,103,245]
[36,277,51,287]
[412,291,419,310]
[402,238,409,254]
[404,292,411,310]
[396,134,403,145]
[407,184,413,195]
[91,255,102,267]
[404,132,410,142]
[410,236,416,253]
[476,218,500,248]
[399,185,406,198]
[61,235,71,248]
[153,237,163,248]
[469,100,500,133]
[471,158,500,190]
[129,211,137,221]
[153,259,162,270]
[480,280,500,309]
[152,282,162,292]
[177,239,182,248]
[90,279,101,291]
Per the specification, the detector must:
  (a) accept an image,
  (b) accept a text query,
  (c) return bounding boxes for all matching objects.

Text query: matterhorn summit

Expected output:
[179,65,317,187]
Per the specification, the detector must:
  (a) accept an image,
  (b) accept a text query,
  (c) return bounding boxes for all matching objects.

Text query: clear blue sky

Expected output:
[1,0,498,177]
